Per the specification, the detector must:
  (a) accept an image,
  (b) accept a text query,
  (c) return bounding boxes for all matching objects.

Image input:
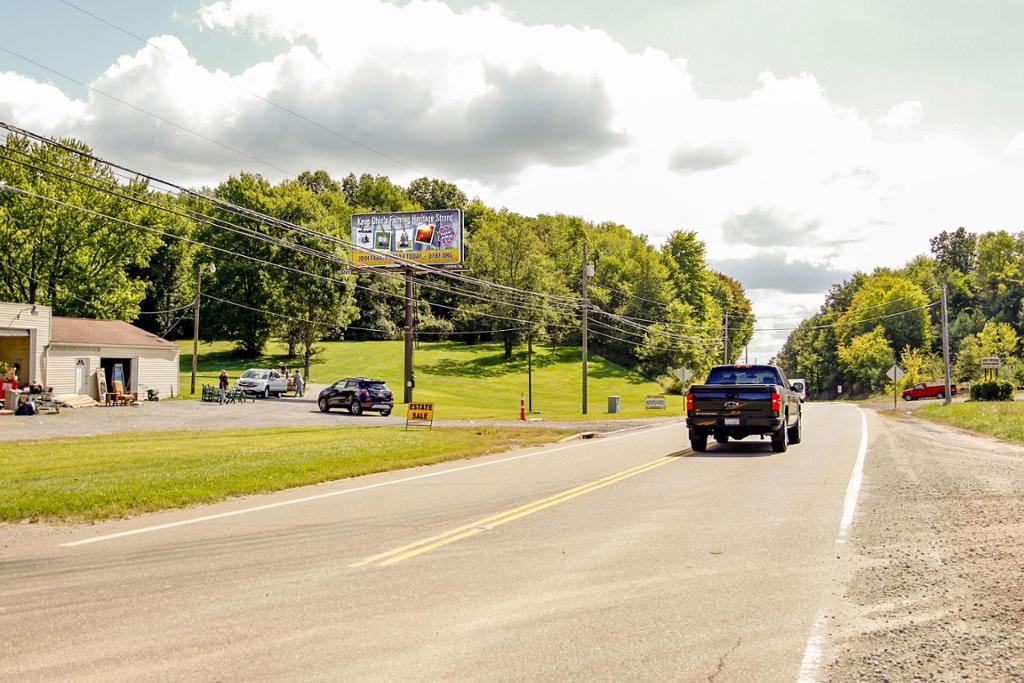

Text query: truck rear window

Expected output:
[705,366,782,385]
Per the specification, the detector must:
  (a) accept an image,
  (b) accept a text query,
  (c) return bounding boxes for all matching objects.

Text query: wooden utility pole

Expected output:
[404,267,415,404]
[527,323,533,413]
[941,283,952,406]
[190,262,202,395]
[723,309,730,365]
[581,243,589,415]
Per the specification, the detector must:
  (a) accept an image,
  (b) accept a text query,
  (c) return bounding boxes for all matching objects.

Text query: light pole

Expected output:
[190,262,215,395]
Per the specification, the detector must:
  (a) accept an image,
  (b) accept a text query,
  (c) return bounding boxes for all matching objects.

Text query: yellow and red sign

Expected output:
[406,402,435,429]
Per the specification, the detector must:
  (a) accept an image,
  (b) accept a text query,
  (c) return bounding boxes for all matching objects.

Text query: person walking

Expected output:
[218,369,229,405]
[293,370,305,398]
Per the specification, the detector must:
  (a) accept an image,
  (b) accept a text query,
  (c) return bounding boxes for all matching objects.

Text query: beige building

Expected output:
[0,301,180,399]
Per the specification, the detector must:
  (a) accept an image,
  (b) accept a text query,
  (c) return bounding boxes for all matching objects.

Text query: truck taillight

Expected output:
[686,392,694,412]
[771,392,781,412]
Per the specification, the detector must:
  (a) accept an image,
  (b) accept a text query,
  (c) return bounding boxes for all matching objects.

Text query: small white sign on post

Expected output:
[886,365,906,381]
[981,356,1002,370]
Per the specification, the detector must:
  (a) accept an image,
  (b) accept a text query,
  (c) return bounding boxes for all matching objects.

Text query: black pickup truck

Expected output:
[685,364,803,453]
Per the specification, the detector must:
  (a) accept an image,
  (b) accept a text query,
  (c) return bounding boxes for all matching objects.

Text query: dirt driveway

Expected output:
[0,389,675,441]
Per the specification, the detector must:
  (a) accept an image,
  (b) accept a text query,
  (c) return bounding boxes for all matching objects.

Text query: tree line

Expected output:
[775,227,1023,398]
[0,134,753,384]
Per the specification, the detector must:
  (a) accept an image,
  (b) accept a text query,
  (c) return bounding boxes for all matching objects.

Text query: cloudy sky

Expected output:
[2,0,1023,358]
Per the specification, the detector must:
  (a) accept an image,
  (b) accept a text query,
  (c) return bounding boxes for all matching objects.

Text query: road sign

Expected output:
[981,356,1002,369]
[886,365,905,381]
[405,402,434,429]
[645,395,667,409]
[674,367,693,384]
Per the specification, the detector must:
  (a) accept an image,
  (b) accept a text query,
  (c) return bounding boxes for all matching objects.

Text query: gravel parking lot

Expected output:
[0,388,676,441]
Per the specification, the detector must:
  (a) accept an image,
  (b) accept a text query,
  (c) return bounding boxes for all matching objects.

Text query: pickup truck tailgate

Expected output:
[689,384,776,422]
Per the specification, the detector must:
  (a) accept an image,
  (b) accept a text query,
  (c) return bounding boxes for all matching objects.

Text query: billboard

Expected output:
[351,209,463,267]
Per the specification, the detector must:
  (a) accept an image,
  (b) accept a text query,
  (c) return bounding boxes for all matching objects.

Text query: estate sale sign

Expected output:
[406,402,435,429]
[351,209,463,267]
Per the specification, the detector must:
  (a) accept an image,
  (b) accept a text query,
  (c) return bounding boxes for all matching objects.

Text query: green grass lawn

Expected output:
[176,339,682,421]
[917,400,1024,443]
[0,426,571,523]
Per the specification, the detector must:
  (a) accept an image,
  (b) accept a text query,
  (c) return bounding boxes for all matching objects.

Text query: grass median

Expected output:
[0,425,572,523]
[917,401,1024,443]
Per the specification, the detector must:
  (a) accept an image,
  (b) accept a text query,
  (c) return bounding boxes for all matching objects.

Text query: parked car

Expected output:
[235,368,289,398]
[685,364,803,453]
[902,382,957,401]
[318,377,394,416]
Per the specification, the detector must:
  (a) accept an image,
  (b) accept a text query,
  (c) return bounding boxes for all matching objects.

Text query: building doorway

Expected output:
[75,359,89,394]
[100,357,132,393]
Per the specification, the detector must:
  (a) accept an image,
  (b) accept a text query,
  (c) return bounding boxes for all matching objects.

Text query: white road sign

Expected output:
[981,356,1001,369]
[886,365,906,381]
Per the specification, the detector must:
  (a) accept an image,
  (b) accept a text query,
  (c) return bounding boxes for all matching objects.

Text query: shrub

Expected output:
[969,380,1014,401]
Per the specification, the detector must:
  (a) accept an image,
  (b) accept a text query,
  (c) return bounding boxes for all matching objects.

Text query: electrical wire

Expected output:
[56,0,429,177]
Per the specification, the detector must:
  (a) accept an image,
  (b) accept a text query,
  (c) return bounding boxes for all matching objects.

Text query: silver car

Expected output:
[235,368,289,398]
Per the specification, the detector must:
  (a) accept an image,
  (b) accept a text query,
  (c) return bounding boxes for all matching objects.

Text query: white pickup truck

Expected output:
[235,368,289,398]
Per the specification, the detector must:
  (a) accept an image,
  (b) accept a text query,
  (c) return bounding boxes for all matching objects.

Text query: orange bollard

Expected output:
[520,393,526,421]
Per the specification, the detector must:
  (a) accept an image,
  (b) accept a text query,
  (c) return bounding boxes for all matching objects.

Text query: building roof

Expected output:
[50,317,179,350]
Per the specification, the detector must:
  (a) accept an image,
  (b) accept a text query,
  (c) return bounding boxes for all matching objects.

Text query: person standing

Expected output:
[293,370,305,398]
[218,369,229,405]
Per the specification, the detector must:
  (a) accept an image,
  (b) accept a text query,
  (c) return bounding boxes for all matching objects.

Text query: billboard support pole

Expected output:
[404,267,415,404]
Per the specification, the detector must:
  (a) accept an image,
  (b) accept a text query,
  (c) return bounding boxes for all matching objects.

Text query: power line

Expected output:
[0,144,585,324]
[56,0,429,177]
[0,45,294,176]
[0,121,583,311]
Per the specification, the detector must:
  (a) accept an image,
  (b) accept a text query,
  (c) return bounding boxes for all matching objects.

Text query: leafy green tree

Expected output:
[195,173,281,356]
[930,227,977,274]
[271,180,359,378]
[0,135,163,318]
[462,211,562,359]
[837,274,932,354]
[406,177,467,210]
[977,320,1019,358]
[342,173,419,212]
[838,326,895,394]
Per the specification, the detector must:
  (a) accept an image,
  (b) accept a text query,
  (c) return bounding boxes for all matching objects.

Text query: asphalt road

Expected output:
[1,403,869,681]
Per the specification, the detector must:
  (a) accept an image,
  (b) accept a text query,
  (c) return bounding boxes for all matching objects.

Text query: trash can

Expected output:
[607,395,621,413]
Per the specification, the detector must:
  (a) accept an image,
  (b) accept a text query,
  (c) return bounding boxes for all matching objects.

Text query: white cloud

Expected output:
[1004,132,1024,162]
[877,100,923,128]
[1,0,1022,358]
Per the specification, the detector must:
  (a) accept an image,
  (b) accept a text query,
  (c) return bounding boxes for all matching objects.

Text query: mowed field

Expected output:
[177,339,682,421]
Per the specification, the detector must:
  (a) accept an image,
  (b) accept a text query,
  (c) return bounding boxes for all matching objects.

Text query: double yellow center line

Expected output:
[350,452,684,567]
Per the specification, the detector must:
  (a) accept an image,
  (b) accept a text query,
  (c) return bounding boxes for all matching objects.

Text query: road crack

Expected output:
[708,636,743,683]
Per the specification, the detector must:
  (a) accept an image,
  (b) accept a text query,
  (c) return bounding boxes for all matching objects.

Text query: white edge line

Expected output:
[796,610,827,683]
[837,407,869,544]
[796,405,869,683]
[61,422,680,547]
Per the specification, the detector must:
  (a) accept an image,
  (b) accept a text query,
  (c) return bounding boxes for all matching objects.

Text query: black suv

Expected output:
[318,377,394,416]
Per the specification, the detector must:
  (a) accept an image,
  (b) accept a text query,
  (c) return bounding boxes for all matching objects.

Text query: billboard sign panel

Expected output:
[351,209,463,267]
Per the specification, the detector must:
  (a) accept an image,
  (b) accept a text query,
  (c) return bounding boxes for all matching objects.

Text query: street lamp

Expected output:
[190,262,216,395]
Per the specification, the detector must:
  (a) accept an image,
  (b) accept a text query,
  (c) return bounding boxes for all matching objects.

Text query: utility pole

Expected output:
[527,323,533,413]
[723,309,730,364]
[189,262,213,395]
[941,283,952,406]
[581,242,589,415]
[404,267,415,404]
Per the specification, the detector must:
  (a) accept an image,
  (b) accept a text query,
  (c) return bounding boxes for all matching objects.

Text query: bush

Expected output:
[969,380,1014,402]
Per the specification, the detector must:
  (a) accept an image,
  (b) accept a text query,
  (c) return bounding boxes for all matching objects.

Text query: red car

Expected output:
[902,382,957,401]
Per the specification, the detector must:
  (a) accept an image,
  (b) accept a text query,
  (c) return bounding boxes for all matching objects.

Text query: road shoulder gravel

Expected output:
[822,410,1024,681]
